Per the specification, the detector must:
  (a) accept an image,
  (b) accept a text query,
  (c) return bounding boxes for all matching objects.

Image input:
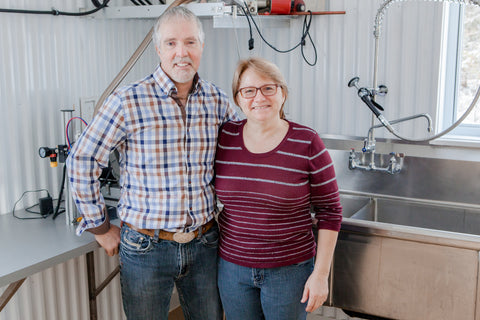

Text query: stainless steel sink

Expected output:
[340,194,480,236]
[338,194,371,218]
[333,193,480,320]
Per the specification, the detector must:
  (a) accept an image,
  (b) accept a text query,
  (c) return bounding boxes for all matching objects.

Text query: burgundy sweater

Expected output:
[215,120,342,268]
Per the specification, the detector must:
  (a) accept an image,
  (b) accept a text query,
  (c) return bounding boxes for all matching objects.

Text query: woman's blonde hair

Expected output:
[232,57,288,119]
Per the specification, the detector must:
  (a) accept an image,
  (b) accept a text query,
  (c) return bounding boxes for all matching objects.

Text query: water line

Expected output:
[371,0,480,142]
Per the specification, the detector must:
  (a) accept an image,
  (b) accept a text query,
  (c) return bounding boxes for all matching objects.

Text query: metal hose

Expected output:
[371,0,480,142]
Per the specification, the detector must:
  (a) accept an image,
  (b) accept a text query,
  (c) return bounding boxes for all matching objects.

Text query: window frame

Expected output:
[440,4,480,140]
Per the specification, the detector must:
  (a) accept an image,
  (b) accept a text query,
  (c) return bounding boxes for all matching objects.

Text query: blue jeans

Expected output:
[217,257,314,320]
[119,222,222,320]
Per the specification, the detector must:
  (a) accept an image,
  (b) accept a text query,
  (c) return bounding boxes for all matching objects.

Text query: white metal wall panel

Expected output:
[0,1,449,319]
[0,0,158,215]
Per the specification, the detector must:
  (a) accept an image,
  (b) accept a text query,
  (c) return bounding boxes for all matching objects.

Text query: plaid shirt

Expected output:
[67,65,238,235]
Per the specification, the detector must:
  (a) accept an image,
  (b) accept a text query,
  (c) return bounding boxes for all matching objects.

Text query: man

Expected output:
[66,6,237,320]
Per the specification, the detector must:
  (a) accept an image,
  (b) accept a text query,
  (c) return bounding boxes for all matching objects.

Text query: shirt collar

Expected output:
[153,64,202,96]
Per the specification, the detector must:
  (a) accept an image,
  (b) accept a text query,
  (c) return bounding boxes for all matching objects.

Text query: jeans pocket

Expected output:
[200,224,219,248]
[121,226,153,254]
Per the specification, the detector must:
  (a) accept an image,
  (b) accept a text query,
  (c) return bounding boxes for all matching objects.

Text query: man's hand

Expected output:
[94,225,121,256]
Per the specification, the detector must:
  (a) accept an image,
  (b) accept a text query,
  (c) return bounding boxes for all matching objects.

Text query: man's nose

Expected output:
[175,43,188,57]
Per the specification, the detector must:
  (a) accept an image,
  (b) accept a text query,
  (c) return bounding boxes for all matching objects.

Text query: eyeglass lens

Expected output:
[240,85,278,98]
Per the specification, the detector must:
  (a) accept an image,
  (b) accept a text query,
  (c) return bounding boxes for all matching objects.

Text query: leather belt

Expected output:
[124,219,215,244]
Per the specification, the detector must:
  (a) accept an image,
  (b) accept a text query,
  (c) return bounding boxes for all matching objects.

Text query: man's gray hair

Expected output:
[152,6,205,49]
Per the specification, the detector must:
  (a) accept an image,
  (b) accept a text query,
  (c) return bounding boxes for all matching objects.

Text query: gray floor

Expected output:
[307,306,366,320]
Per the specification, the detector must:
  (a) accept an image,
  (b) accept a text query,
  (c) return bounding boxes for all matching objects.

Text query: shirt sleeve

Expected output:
[309,133,343,231]
[66,92,127,235]
[228,103,240,122]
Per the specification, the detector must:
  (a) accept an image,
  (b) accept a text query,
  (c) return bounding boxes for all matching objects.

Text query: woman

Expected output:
[215,57,343,320]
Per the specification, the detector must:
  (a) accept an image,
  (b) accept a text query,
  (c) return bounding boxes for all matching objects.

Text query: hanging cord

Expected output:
[239,6,255,50]
[241,1,317,65]
[0,0,110,16]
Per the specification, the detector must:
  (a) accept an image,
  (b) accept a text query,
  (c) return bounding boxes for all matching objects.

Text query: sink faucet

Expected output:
[348,112,431,174]
[347,77,433,174]
[349,148,405,174]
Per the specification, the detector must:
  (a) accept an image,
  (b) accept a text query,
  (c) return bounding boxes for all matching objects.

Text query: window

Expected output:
[441,4,480,139]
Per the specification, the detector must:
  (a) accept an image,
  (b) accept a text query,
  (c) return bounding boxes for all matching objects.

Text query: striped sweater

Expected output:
[214,120,342,268]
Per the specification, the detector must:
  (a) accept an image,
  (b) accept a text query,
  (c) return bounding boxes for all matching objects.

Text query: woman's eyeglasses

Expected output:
[237,84,280,99]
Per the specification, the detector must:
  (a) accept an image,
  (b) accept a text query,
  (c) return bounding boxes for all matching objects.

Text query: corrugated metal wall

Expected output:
[0,0,447,319]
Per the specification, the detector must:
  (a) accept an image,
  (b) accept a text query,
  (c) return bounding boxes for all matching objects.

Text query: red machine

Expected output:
[267,0,305,14]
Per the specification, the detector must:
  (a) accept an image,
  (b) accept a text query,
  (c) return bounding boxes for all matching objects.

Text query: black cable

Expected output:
[91,0,103,8]
[130,0,141,5]
[25,202,42,215]
[145,0,153,4]
[12,189,51,220]
[239,5,254,50]
[242,1,317,65]
[52,164,67,220]
[300,12,317,66]
[0,0,110,16]
[137,0,147,5]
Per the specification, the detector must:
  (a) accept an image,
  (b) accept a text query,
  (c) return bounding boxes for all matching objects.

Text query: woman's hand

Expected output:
[301,272,329,312]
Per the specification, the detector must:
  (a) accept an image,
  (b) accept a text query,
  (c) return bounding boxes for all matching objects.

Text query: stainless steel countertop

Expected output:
[0,212,98,288]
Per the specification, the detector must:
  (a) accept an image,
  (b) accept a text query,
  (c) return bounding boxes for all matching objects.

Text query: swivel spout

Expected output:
[367,113,433,141]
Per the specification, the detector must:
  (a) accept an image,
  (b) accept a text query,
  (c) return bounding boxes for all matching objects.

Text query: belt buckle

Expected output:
[173,232,195,244]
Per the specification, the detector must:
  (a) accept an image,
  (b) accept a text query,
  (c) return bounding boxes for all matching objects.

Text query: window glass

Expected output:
[441,4,480,139]
[457,7,480,125]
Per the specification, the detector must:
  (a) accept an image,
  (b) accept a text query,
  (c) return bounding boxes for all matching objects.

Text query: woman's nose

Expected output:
[253,89,267,100]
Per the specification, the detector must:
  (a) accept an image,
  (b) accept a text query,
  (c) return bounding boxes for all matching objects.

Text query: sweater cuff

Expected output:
[85,214,111,235]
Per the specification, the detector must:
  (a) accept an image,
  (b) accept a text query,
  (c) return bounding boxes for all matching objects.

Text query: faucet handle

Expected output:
[348,77,360,89]
[374,85,388,96]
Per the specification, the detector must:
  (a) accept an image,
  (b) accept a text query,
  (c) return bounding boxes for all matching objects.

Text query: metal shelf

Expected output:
[214,10,345,28]
[94,3,226,19]
[93,3,345,29]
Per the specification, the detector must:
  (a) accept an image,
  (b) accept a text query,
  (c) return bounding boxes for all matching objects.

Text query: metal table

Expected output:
[0,212,119,320]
